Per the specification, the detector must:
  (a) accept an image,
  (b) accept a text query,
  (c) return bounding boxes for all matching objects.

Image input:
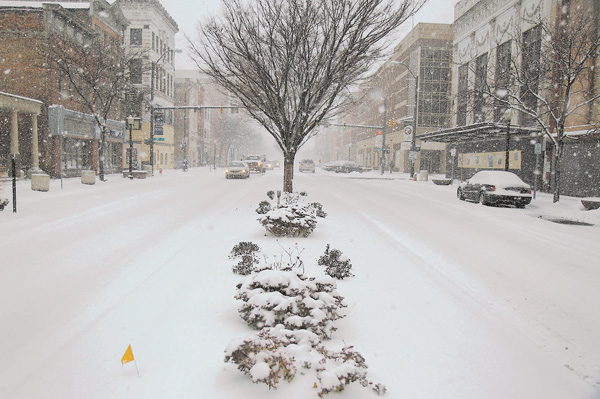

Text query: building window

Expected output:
[457,64,469,126]
[130,28,143,46]
[129,58,142,84]
[494,40,512,121]
[474,53,488,123]
[418,47,451,128]
[521,25,542,126]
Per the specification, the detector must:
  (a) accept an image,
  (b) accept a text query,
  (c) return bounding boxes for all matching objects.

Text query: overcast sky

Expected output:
[160,0,459,70]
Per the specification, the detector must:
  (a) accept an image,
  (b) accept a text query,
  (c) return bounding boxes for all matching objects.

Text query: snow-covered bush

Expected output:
[255,200,272,215]
[317,245,354,280]
[235,268,346,339]
[259,204,318,237]
[224,325,386,396]
[229,242,261,275]
[256,191,326,237]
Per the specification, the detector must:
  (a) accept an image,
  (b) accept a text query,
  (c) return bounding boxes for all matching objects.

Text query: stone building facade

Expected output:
[119,0,178,172]
[337,23,453,174]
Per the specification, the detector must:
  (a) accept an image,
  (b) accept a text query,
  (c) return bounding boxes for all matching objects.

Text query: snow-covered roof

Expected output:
[0,1,90,9]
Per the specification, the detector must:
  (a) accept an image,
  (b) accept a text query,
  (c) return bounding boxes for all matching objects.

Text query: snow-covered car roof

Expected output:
[469,170,529,186]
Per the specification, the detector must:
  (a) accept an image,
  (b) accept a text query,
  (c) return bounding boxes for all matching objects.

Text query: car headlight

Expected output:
[225,169,230,173]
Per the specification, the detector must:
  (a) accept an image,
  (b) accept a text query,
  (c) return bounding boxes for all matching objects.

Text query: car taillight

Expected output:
[526,187,531,194]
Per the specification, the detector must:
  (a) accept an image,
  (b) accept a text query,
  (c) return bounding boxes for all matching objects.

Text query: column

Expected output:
[30,113,42,173]
[10,109,19,156]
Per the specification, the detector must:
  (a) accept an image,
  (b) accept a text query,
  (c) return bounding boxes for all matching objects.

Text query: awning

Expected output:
[418,122,541,143]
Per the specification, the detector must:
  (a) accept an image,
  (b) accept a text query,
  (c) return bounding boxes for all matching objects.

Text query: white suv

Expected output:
[299,159,316,173]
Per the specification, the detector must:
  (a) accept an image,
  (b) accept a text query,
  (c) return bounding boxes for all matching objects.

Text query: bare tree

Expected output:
[190,0,424,192]
[42,34,144,181]
[478,1,600,202]
[212,111,264,164]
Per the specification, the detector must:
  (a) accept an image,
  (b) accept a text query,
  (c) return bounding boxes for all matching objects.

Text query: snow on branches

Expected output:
[256,191,326,237]
[225,244,385,396]
[235,268,346,339]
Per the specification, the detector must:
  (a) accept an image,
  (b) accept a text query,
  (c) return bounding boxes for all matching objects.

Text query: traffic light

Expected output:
[388,117,397,128]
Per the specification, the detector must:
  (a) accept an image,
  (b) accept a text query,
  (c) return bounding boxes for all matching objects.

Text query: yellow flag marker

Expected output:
[121,345,134,365]
[121,345,140,377]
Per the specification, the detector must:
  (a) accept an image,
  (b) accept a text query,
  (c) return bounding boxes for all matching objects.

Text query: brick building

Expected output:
[0,0,128,178]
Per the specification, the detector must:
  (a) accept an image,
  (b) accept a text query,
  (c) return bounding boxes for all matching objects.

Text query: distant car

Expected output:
[243,155,265,173]
[273,160,281,168]
[334,161,364,173]
[322,161,337,171]
[225,161,250,179]
[457,170,532,208]
[264,160,274,170]
[299,159,316,173]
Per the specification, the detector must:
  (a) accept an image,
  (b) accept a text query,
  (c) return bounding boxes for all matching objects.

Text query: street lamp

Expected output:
[503,109,512,171]
[149,48,182,176]
[392,60,419,178]
[127,115,134,179]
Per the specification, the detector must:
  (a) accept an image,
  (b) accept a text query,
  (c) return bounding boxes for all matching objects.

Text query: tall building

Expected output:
[339,23,453,174]
[0,0,128,179]
[419,0,600,196]
[119,0,178,172]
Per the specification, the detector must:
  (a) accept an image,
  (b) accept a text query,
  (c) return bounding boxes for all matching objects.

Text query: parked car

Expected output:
[225,161,250,179]
[334,161,364,173]
[299,159,316,173]
[457,170,532,208]
[321,161,337,171]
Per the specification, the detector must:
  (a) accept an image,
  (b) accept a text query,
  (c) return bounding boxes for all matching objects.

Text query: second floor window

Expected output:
[130,28,143,46]
[129,59,142,84]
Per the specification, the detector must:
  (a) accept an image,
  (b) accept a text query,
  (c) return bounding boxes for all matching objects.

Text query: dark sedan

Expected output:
[457,170,532,208]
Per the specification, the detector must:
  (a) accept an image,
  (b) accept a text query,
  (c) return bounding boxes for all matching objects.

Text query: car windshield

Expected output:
[301,159,314,164]
[246,156,261,160]
[229,162,245,167]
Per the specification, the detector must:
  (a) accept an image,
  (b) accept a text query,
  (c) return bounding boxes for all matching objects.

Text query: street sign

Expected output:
[403,126,413,142]
[375,131,383,135]
[153,137,165,142]
[534,143,542,155]
[450,148,457,157]
[154,114,164,136]
[374,147,382,151]
[409,151,418,160]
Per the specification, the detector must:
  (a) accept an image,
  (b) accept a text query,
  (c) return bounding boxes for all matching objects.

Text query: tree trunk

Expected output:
[98,127,106,182]
[283,154,295,193]
[552,142,561,203]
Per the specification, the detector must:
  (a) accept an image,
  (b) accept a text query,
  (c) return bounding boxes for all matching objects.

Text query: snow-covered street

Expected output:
[1,167,599,398]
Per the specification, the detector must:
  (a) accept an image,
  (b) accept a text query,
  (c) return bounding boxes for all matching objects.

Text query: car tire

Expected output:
[479,192,488,205]
[457,188,465,201]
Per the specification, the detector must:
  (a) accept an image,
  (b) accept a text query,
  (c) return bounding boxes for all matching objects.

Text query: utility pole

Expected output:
[381,97,387,175]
